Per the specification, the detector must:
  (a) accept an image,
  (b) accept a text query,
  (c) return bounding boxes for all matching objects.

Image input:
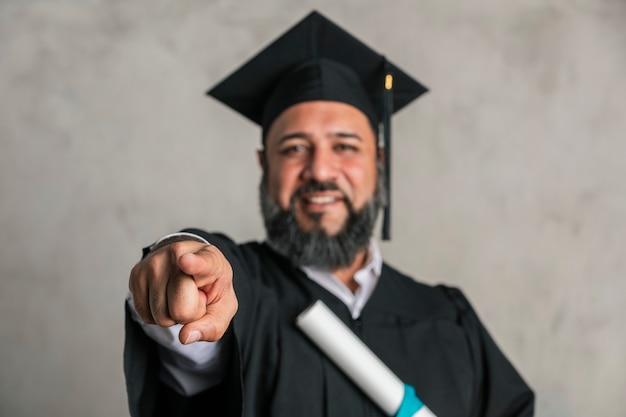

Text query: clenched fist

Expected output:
[129,240,238,344]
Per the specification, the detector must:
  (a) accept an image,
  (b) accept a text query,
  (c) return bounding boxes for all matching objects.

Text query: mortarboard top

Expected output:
[207,10,428,240]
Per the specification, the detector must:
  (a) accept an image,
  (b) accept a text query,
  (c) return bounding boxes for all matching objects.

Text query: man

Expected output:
[125,11,534,417]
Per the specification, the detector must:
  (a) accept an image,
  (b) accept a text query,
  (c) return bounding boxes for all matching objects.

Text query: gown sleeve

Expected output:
[440,286,535,417]
[124,229,279,417]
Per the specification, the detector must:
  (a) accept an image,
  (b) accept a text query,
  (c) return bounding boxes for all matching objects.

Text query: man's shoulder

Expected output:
[179,228,263,254]
[380,261,449,295]
[378,262,472,320]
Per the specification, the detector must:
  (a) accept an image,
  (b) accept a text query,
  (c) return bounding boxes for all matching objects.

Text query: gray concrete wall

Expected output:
[1,1,624,416]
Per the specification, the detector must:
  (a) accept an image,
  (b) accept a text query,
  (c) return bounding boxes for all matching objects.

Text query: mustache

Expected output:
[293,181,344,198]
[290,180,354,214]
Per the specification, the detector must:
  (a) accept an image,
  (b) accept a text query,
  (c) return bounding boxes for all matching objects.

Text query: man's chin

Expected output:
[295,213,347,237]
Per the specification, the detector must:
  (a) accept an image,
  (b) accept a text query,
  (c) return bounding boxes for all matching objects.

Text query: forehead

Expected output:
[265,101,377,145]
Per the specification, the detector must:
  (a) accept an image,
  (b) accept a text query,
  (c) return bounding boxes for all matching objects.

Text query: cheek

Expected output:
[267,164,301,208]
[344,162,377,206]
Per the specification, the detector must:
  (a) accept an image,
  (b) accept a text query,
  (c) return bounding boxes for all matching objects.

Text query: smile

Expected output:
[306,195,340,204]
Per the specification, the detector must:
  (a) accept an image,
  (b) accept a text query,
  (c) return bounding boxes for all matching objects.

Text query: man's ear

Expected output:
[377,147,386,166]
[257,149,266,170]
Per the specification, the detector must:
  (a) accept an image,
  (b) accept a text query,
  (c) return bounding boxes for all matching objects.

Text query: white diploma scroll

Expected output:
[296,300,431,416]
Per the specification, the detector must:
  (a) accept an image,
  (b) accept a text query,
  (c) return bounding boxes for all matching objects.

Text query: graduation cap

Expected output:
[208,10,428,240]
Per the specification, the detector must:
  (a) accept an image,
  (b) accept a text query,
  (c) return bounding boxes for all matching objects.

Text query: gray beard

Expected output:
[259,165,386,269]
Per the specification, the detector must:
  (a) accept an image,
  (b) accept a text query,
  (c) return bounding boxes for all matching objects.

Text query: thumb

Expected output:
[178,292,238,344]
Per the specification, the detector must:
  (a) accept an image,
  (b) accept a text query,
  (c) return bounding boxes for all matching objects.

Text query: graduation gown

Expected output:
[124,230,534,417]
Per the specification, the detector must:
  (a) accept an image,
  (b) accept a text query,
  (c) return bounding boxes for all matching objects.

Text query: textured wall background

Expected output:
[1,1,624,416]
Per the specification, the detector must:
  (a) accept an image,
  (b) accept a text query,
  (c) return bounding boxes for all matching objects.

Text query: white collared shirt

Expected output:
[301,238,382,319]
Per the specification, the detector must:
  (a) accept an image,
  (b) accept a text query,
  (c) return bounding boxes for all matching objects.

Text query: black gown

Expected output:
[124,230,534,417]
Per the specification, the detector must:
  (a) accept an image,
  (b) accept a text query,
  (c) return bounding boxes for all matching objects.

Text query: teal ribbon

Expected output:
[395,384,424,417]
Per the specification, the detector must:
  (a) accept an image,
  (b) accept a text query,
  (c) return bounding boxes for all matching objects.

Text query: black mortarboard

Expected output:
[207,10,428,240]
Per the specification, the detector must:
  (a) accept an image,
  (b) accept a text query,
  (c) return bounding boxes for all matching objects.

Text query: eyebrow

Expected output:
[277,131,363,144]
[333,132,362,141]
[277,132,309,144]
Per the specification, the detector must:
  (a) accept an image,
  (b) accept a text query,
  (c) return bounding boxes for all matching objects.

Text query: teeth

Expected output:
[307,196,336,204]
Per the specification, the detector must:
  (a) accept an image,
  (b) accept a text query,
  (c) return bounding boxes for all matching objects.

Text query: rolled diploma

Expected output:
[296,300,436,417]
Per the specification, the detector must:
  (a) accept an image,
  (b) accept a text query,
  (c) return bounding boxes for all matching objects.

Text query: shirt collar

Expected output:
[300,238,383,319]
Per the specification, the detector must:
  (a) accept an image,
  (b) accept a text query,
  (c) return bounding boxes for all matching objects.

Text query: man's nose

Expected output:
[302,148,338,183]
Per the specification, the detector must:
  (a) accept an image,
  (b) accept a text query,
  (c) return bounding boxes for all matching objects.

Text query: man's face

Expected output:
[261,101,379,236]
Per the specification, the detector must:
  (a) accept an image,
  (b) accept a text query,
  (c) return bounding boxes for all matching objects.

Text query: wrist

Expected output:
[150,232,210,252]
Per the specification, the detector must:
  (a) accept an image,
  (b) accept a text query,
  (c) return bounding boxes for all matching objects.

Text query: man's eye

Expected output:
[281,144,308,155]
[335,143,357,152]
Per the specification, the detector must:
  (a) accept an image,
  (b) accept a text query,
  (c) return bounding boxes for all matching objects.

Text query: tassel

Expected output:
[381,60,393,240]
